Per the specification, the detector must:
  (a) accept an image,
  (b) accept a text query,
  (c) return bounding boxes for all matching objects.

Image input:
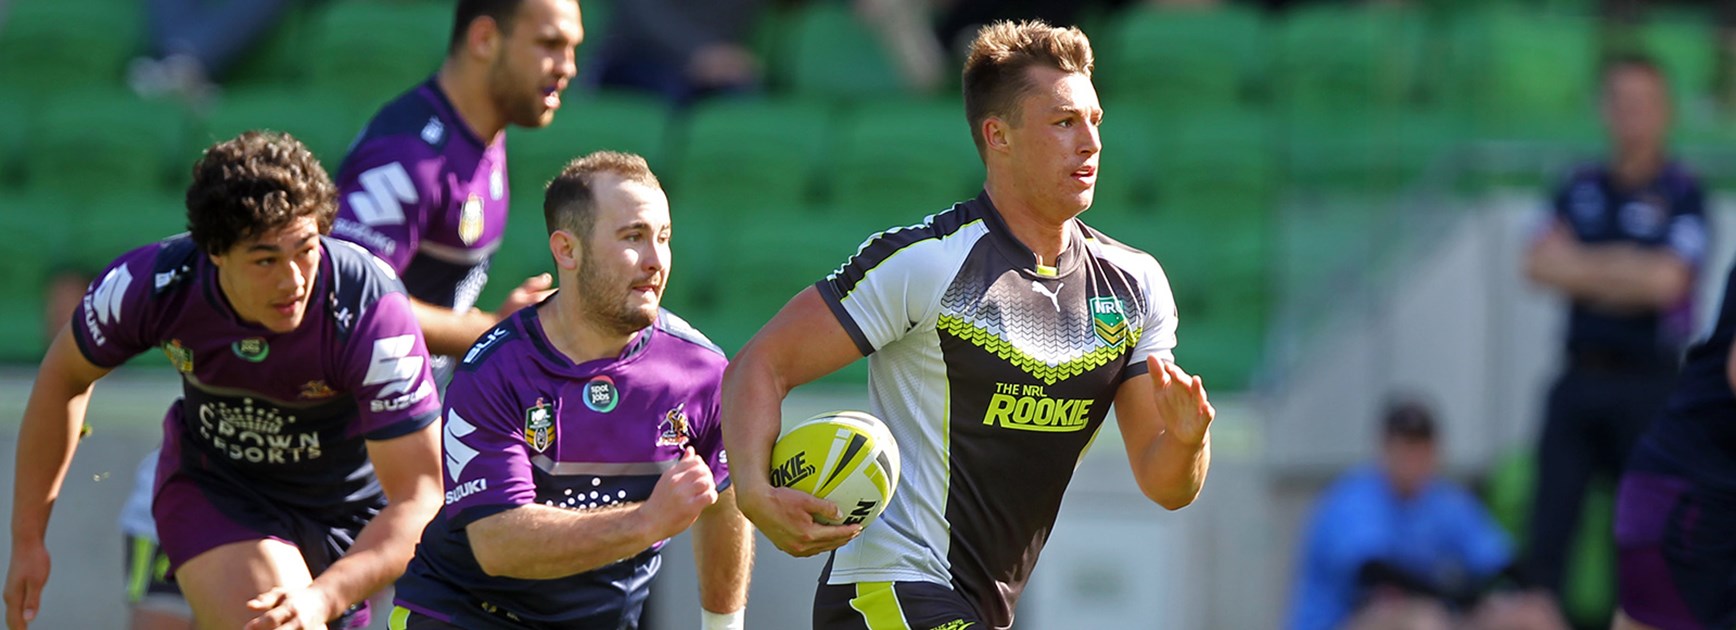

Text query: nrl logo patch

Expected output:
[161,339,193,374]
[1091,296,1129,348]
[656,403,691,448]
[524,398,555,453]
[231,337,269,362]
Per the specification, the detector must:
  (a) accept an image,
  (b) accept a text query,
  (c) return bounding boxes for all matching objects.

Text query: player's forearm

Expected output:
[719,354,792,494]
[408,297,498,356]
[307,495,440,616]
[1134,429,1210,510]
[468,503,660,579]
[693,489,753,613]
[10,355,99,543]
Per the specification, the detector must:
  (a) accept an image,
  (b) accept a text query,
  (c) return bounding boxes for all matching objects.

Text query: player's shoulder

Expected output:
[654,308,726,361]
[828,200,989,287]
[1078,219,1165,277]
[341,83,453,171]
[1659,160,1707,198]
[97,233,201,298]
[322,237,410,312]
[457,315,527,373]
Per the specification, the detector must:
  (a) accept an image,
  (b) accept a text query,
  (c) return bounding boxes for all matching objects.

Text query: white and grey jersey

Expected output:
[814,191,1178,628]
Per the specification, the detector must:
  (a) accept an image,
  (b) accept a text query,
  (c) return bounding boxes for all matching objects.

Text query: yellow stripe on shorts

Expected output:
[849,582,911,630]
[388,605,412,630]
[127,536,153,604]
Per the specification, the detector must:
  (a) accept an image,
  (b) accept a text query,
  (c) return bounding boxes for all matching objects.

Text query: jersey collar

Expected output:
[971,190,1087,280]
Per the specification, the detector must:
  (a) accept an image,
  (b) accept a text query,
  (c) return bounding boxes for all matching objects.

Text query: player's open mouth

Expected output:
[272,297,302,317]
[1072,165,1096,183]
[542,85,562,109]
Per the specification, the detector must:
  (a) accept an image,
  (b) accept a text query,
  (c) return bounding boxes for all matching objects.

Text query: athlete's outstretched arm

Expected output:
[466,448,719,579]
[1114,356,1214,510]
[721,287,864,557]
[5,324,113,629]
[243,422,443,630]
[692,486,752,623]
[407,271,552,356]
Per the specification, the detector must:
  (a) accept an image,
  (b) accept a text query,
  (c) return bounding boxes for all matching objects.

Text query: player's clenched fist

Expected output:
[641,449,718,539]
[1148,356,1214,446]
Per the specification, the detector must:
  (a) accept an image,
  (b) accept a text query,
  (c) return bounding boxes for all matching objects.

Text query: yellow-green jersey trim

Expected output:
[936,314,1143,386]
[850,582,913,630]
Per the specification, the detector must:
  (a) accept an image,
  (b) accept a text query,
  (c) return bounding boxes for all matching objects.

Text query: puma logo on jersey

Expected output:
[1030,280,1062,311]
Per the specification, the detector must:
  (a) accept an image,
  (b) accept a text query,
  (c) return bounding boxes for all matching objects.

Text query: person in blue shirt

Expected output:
[1289,399,1559,630]
[1521,53,1708,608]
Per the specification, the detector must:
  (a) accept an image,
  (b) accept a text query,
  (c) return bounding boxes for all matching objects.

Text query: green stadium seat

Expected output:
[1150,109,1276,217]
[1099,5,1266,116]
[222,3,316,88]
[67,192,190,275]
[781,2,907,102]
[1094,100,1161,211]
[309,1,449,111]
[1274,4,1424,117]
[1445,8,1600,141]
[0,1,143,98]
[26,90,191,200]
[202,88,361,172]
[671,97,831,210]
[828,99,981,223]
[0,193,74,362]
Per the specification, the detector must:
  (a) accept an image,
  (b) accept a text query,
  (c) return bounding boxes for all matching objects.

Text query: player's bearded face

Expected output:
[575,183,671,336]
[489,0,580,129]
[212,216,323,333]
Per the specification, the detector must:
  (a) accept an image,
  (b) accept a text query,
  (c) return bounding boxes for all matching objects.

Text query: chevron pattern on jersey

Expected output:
[937,313,1143,385]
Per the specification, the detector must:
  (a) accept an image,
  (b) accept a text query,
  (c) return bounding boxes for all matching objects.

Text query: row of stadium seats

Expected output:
[4,0,1730,133]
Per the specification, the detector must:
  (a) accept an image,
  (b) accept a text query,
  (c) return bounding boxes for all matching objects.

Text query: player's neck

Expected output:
[1611,148,1665,191]
[436,63,507,143]
[984,179,1072,267]
[540,294,636,364]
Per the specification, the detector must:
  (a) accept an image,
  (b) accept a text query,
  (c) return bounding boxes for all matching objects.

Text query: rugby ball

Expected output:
[769,410,901,527]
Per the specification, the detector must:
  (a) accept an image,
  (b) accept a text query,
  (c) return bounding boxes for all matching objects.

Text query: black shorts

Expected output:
[122,534,186,613]
[814,580,985,630]
[1615,461,1736,628]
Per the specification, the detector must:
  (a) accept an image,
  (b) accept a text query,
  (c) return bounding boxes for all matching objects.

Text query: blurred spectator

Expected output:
[1520,53,1707,613]
[128,0,311,106]
[584,0,766,106]
[1289,399,1566,630]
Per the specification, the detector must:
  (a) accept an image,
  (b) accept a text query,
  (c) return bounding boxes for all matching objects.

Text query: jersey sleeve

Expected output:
[815,228,970,356]
[690,379,731,492]
[1122,256,1179,381]
[70,246,162,368]
[340,291,441,440]
[332,139,444,273]
[439,366,540,527]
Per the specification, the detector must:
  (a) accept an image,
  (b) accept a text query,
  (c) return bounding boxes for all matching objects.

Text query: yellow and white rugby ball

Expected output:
[769,410,901,527]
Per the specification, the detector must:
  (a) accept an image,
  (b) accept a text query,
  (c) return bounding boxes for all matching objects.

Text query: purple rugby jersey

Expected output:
[71,235,441,509]
[332,79,511,317]
[393,303,728,629]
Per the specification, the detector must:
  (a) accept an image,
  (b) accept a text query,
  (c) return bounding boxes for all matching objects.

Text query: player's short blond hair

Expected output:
[962,20,1094,158]
[543,151,661,238]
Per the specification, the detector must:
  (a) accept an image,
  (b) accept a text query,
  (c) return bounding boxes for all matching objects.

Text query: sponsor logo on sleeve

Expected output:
[444,409,480,482]
[347,162,418,226]
[364,334,432,412]
[462,328,509,365]
[83,265,133,345]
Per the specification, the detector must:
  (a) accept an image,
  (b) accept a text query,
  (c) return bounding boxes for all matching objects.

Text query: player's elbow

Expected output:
[470,541,518,578]
[1150,487,1201,511]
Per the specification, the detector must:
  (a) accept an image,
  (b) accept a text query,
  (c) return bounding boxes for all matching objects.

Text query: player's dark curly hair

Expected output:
[962,20,1094,159]
[544,151,661,240]
[185,131,336,256]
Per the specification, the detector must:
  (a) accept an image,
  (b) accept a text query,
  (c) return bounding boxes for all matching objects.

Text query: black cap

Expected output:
[1382,398,1437,441]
